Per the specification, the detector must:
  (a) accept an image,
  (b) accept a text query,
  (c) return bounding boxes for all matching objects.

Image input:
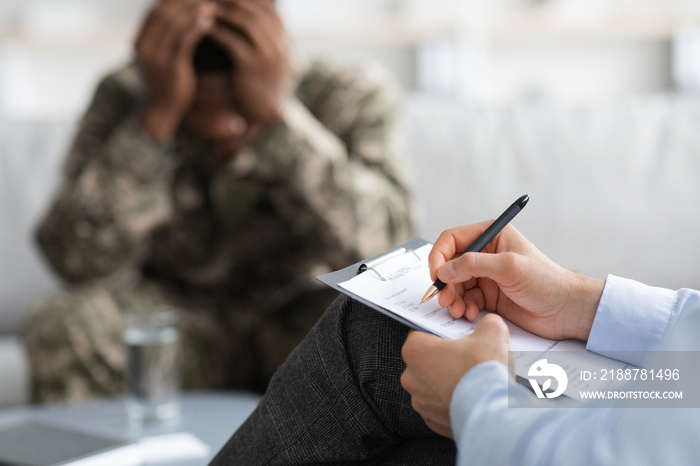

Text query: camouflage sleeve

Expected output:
[36,69,177,286]
[249,60,415,265]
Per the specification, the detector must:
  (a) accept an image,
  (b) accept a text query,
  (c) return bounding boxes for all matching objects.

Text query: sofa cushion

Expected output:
[402,94,700,290]
[0,336,29,406]
[0,119,73,334]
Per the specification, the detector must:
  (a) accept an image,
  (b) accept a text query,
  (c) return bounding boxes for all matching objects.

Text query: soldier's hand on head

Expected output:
[208,0,292,129]
[136,0,218,143]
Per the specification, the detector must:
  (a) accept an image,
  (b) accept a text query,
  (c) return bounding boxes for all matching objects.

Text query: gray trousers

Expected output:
[210,295,456,465]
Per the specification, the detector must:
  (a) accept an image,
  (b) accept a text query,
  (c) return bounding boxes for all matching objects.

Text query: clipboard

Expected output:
[317,239,627,401]
[318,238,580,399]
[317,238,433,334]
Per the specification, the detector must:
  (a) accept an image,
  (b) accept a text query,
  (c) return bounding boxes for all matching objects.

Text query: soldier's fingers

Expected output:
[159,1,213,64]
[137,0,197,46]
[208,24,253,63]
[135,1,167,53]
[137,0,204,66]
[216,0,282,49]
[172,2,218,64]
[219,0,281,27]
[137,1,181,66]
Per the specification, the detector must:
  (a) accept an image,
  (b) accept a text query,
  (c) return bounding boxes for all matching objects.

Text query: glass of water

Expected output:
[123,307,181,426]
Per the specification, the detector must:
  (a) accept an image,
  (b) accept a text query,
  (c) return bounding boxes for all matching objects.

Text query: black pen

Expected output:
[421,194,530,303]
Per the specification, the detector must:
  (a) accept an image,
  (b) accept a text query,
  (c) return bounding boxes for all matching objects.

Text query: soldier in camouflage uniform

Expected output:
[23,0,414,403]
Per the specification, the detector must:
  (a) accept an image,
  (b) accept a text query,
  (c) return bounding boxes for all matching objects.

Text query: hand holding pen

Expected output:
[423,201,604,341]
[421,195,529,303]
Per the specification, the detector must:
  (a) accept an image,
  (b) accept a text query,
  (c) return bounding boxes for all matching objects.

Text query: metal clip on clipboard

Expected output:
[357,247,421,280]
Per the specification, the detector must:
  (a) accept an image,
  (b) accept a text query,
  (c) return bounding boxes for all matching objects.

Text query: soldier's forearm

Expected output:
[250,97,359,258]
[347,157,415,259]
[37,119,177,284]
[249,97,414,263]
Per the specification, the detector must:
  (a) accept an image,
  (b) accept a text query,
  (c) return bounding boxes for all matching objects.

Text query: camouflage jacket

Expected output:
[37,57,415,312]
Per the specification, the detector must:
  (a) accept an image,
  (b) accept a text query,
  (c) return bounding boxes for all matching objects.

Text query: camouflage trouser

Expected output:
[22,280,337,404]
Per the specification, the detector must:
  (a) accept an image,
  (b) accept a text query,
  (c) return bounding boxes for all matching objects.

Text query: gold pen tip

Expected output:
[421,285,439,303]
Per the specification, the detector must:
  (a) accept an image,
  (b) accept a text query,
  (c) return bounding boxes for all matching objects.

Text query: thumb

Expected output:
[437,251,516,284]
[473,313,510,340]
[401,330,447,368]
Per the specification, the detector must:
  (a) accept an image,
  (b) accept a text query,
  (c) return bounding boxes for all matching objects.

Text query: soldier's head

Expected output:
[182,0,285,160]
[183,37,249,160]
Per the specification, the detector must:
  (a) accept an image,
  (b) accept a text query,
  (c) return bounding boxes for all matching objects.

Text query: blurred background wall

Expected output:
[3,0,700,119]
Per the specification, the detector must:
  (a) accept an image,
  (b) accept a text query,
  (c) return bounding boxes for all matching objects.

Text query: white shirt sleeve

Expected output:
[451,276,700,465]
[586,275,678,365]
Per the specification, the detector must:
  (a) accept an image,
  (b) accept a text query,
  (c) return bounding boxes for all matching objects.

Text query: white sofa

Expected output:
[0,118,71,407]
[402,94,700,290]
[2,93,700,407]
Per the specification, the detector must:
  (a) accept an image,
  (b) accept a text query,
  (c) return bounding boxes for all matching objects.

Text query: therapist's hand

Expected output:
[401,313,510,439]
[429,222,604,341]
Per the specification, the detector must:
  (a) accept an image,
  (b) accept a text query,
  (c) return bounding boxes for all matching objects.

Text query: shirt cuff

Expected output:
[587,274,677,361]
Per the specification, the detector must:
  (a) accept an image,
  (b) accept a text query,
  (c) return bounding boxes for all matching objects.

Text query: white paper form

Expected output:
[340,244,561,347]
[339,244,629,396]
[340,244,476,340]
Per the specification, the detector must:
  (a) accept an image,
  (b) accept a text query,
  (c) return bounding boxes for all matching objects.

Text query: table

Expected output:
[0,390,261,465]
